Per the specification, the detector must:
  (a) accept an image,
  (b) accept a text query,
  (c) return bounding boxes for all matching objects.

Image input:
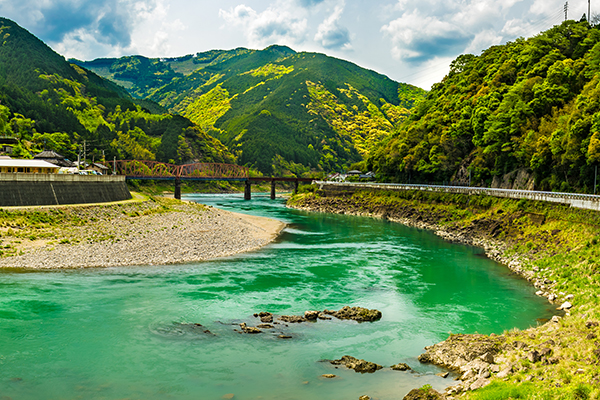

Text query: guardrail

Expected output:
[314,181,600,211]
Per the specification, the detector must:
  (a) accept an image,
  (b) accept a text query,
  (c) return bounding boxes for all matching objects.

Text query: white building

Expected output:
[0,157,59,174]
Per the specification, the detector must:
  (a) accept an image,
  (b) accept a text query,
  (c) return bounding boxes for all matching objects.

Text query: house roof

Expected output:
[33,151,75,167]
[0,159,59,169]
[92,163,109,170]
[34,150,65,159]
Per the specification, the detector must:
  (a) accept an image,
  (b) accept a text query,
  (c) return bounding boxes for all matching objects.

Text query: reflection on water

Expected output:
[0,194,554,399]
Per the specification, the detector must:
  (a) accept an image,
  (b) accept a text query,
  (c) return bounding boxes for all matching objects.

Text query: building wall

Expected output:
[0,167,57,173]
[0,174,132,207]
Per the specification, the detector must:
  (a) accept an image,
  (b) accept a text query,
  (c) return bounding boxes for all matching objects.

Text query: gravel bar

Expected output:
[0,198,285,269]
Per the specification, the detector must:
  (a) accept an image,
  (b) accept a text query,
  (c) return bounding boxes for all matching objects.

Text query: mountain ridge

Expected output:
[75,46,426,174]
[0,17,234,166]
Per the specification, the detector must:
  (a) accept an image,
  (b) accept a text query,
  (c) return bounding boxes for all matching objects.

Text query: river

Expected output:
[0,193,554,399]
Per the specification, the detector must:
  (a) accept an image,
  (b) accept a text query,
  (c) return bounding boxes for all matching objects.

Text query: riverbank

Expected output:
[0,195,284,269]
[288,187,600,400]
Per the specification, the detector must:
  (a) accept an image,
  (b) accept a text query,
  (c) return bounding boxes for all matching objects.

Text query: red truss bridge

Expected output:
[114,160,249,180]
[113,160,313,200]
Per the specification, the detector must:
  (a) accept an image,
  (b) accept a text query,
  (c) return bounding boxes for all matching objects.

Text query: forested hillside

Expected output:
[76,47,426,174]
[368,20,600,192]
[0,18,233,165]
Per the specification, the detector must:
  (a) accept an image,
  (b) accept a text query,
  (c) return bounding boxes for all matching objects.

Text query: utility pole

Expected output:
[595,165,597,195]
[83,140,86,169]
[565,1,569,20]
[589,0,591,23]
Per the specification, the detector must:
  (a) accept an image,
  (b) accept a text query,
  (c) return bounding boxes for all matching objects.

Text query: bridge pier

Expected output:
[244,180,251,200]
[174,177,181,200]
[271,180,276,200]
[294,179,299,194]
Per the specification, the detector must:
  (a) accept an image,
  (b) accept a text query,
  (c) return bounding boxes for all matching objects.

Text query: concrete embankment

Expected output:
[0,174,132,207]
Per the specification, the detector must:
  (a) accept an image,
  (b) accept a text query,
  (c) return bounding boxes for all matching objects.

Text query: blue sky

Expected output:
[0,0,590,89]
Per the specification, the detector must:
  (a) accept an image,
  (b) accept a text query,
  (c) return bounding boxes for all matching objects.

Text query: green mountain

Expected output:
[75,47,426,174]
[0,17,233,165]
[367,20,600,192]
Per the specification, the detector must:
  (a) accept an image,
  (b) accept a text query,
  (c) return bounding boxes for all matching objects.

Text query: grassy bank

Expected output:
[289,187,600,399]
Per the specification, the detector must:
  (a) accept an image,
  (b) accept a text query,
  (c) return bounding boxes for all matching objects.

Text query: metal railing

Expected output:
[314,181,600,211]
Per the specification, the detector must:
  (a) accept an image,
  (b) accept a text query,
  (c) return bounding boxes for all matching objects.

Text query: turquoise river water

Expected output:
[0,194,555,400]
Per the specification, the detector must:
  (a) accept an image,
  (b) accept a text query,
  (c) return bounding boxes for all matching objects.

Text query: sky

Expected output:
[0,0,592,89]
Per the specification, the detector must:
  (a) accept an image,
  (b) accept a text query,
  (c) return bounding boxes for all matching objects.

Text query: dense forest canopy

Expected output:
[368,19,600,192]
[0,18,234,166]
[76,46,426,175]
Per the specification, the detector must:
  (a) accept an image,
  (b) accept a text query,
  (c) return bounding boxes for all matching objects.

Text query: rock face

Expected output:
[323,306,382,322]
[402,387,446,400]
[330,355,383,373]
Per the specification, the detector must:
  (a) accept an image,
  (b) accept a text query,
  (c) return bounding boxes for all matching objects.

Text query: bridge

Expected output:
[113,160,312,200]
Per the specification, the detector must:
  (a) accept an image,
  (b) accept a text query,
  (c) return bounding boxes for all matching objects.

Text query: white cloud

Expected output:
[501,18,530,37]
[382,9,471,63]
[0,0,181,60]
[380,0,567,67]
[219,4,309,47]
[464,29,503,54]
[314,1,352,50]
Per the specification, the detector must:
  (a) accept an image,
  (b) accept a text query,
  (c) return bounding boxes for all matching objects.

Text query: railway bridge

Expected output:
[113,160,312,200]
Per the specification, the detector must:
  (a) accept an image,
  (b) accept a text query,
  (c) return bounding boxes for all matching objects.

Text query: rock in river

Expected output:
[279,315,307,323]
[253,306,382,325]
[402,387,445,400]
[323,306,382,322]
[331,355,382,373]
[254,312,273,323]
[391,363,412,371]
[239,323,262,334]
[304,310,319,320]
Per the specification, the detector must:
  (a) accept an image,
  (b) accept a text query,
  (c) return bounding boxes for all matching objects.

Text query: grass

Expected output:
[289,186,600,399]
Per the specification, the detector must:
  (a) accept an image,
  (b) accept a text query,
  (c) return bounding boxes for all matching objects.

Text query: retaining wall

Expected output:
[0,174,132,207]
[315,181,600,211]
